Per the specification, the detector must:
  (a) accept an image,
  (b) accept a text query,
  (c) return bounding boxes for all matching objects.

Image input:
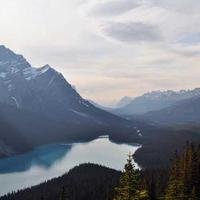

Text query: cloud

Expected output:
[103,22,161,43]
[178,32,200,45]
[152,0,200,11]
[88,0,139,17]
[1,0,200,105]
[148,0,200,14]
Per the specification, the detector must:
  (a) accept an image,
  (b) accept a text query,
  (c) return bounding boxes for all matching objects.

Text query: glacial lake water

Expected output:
[0,136,140,196]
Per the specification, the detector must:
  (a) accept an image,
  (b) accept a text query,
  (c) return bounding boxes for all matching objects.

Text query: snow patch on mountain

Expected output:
[0,46,53,83]
[113,88,200,115]
[23,65,50,81]
[141,89,200,101]
[11,96,19,108]
[0,72,6,78]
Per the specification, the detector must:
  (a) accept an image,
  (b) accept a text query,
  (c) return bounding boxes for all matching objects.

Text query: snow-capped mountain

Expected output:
[0,45,30,71]
[142,96,200,125]
[0,45,101,123]
[0,45,139,157]
[113,89,200,115]
[138,89,200,101]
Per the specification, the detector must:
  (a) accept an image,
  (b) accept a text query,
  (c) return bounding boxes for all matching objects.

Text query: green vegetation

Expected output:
[165,143,200,200]
[114,143,200,200]
[113,154,149,200]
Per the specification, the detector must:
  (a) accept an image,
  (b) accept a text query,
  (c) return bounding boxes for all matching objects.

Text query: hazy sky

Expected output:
[0,0,200,105]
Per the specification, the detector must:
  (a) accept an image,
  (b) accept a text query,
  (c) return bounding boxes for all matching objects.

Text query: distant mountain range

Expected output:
[113,89,200,114]
[89,96,132,110]
[115,96,132,108]
[143,96,200,125]
[0,45,139,157]
[112,89,200,125]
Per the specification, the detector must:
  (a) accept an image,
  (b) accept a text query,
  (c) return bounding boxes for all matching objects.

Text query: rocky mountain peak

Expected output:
[0,45,31,72]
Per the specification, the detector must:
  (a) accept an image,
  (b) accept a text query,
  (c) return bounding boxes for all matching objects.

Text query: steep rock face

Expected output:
[0,45,30,72]
[0,46,119,125]
[0,45,139,157]
[0,47,83,119]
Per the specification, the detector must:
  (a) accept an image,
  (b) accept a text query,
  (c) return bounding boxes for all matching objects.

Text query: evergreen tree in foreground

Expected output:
[114,153,149,200]
[164,151,185,200]
[165,143,200,200]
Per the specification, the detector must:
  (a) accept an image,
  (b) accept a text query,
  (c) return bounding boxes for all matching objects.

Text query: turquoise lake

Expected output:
[0,136,140,196]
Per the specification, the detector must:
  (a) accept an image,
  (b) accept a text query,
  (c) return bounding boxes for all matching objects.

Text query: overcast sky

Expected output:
[0,0,200,106]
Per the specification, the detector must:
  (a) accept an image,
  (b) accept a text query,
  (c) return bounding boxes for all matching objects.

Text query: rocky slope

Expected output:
[0,45,139,157]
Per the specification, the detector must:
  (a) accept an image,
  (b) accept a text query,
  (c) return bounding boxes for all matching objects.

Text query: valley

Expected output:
[1,1,200,199]
[0,45,199,199]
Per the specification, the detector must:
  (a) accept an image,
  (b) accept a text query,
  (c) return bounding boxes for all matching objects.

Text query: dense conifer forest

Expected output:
[1,164,121,200]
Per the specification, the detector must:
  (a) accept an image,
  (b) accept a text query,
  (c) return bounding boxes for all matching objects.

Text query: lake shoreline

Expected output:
[0,136,140,196]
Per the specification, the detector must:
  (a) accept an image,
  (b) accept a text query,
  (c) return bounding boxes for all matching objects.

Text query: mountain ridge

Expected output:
[113,89,200,115]
[0,45,140,157]
[142,95,200,125]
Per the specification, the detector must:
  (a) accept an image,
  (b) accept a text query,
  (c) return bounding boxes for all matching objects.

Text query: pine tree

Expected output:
[165,151,185,200]
[148,176,156,200]
[60,187,70,200]
[196,145,200,198]
[181,143,199,199]
[190,145,198,189]
[165,143,200,200]
[114,153,149,200]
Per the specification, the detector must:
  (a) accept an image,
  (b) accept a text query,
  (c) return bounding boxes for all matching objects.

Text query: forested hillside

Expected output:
[1,164,121,200]
[134,127,200,168]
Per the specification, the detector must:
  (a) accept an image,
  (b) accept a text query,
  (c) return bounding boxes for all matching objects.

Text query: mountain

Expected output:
[0,45,139,157]
[0,102,68,158]
[113,89,200,115]
[88,100,112,111]
[142,96,200,125]
[90,97,132,110]
[115,96,132,108]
